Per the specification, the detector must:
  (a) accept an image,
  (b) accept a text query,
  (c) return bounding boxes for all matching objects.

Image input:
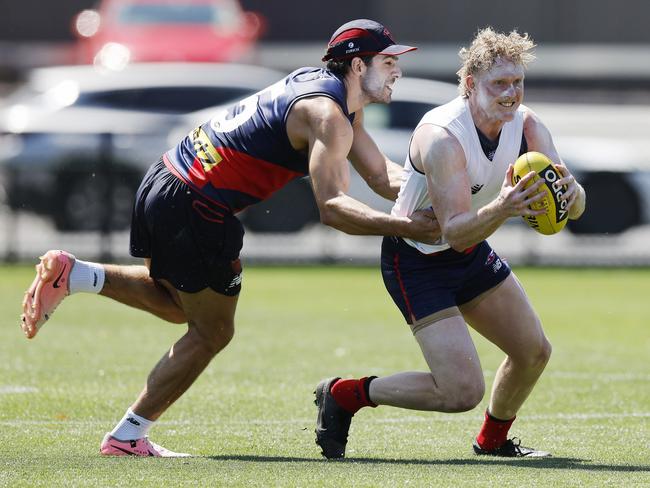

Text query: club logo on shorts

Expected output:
[485,250,502,274]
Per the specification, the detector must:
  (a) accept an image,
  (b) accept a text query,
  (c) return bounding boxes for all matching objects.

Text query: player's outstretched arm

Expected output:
[302,98,438,242]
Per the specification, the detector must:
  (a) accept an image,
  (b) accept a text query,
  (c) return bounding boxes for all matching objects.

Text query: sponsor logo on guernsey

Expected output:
[190,127,223,172]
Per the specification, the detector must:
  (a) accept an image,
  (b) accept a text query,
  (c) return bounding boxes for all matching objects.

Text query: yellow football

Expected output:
[511,151,569,235]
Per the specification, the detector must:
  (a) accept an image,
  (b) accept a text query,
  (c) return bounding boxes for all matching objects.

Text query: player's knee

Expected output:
[188,318,235,356]
[537,337,552,368]
[166,307,187,324]
[424,375,484,412]
[447,378,485,412]
[517,336,552,372]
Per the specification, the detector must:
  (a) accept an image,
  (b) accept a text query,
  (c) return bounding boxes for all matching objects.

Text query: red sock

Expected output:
[330,377,377,414]
[475,410,515,451]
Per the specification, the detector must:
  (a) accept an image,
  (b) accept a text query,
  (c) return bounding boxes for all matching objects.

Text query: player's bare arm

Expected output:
[291,97,438,242]
[523,108,586,220]
[348,108,404,201]
[415,124,545,251]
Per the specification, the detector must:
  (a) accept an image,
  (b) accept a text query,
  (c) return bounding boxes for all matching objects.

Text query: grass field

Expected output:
[0,265,648,487]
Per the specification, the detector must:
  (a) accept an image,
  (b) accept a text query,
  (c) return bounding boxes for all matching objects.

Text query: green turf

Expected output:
[0,265,648,487]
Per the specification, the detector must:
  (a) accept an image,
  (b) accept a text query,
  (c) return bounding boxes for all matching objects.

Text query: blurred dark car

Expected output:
[73,0,264,67]
[0,62,284,230]
[530,103,650,234]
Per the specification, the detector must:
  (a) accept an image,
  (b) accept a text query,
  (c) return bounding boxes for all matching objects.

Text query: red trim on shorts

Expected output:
[393,253,416,323]
[463,244,478,254]
[424,243,478,258]
[162,154,231,212]
[191,200,224,223]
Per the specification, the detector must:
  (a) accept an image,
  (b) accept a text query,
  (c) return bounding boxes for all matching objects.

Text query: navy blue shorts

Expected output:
[130,159,244,295]
[380,237,510,332]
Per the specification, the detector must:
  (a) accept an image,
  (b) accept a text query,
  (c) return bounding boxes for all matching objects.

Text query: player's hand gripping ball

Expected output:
[512,151,569,235]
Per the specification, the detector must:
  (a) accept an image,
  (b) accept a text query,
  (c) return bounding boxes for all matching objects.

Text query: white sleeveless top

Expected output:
[392,96,526,254]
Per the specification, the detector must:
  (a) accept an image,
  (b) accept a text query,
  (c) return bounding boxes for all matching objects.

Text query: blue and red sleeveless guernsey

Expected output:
[163,67,353,213]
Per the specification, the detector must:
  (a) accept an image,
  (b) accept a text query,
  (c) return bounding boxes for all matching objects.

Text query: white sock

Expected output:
[68,259,105,294]
[110,408,154,440]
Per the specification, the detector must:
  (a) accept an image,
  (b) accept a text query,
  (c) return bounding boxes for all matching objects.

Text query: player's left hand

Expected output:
[555,163,586,219]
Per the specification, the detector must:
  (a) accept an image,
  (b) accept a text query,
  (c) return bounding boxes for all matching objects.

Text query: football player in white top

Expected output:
[315,27,586,459]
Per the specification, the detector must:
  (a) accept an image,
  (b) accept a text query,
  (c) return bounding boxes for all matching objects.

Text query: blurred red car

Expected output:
[73,0,264,67]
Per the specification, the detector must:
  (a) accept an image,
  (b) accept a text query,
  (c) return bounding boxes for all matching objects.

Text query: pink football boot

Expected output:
[100,433,191,457]
[21,250,75,339]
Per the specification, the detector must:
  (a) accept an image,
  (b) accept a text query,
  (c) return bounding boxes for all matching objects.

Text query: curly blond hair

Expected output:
[457,27,536,98]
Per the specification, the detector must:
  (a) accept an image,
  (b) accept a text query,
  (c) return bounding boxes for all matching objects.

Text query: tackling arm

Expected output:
[302,98,438,242]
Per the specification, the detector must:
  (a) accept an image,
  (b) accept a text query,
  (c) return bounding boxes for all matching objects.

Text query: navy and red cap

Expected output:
[322,19,417,62]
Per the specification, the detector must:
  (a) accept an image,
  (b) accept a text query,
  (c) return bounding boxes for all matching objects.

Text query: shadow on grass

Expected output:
[207,455,649,472]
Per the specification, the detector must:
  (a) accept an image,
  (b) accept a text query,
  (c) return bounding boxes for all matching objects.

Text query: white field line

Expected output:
[544,372,650,381]
[1,371,647,397]
[0,386,38,394]
[482,371,650,381]
[1,412,649,427]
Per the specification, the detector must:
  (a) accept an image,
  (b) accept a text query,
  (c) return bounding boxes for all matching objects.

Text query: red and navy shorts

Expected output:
[130,159,244,296]
[380,237,510,333]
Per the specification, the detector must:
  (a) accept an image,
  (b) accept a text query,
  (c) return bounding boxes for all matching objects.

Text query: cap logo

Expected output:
[322,22,416,62]
[345,40,360,54]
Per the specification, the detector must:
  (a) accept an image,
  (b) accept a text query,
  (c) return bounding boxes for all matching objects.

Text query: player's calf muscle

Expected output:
[100,265,187,323]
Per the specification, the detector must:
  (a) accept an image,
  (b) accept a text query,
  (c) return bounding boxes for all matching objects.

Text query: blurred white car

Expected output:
[0,62,284,230]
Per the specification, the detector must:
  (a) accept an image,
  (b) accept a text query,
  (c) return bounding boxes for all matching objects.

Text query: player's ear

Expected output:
[350,57,366,76]
[466,74,475,92]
